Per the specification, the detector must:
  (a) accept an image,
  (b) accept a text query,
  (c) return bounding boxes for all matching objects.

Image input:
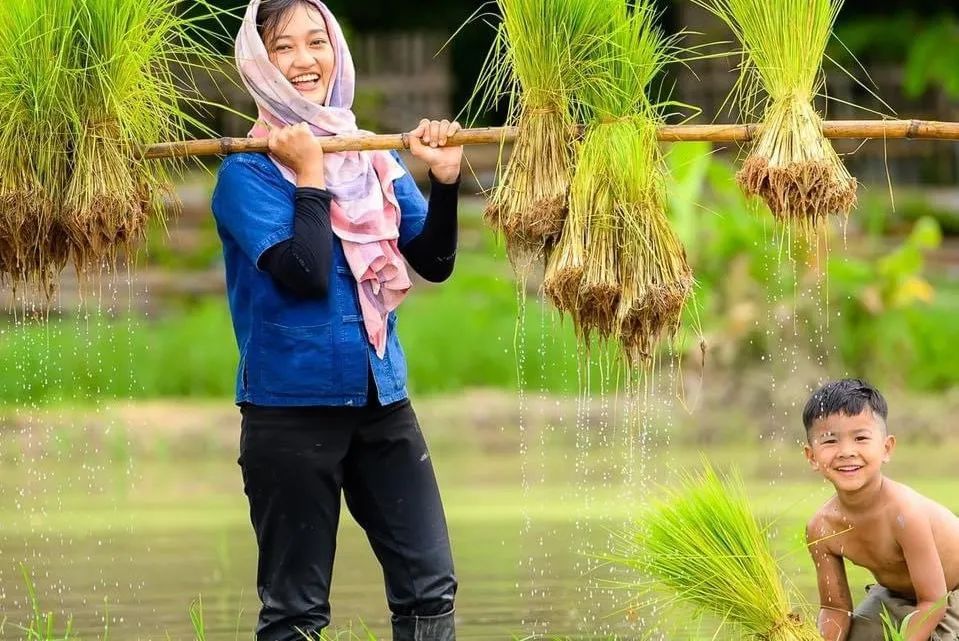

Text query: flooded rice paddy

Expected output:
[1,405,954,640]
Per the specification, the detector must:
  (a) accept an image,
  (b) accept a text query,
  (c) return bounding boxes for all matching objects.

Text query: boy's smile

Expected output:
[804,409,895,494]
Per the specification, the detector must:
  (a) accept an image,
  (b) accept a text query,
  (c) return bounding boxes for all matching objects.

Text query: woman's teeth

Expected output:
[290,74,321,91]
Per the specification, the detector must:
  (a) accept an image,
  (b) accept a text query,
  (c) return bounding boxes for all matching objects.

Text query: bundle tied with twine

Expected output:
[608,465,821,641]
[695,0,858,231]
[0,0,222,293]
[474,0,614,270]
[544,0,693,364]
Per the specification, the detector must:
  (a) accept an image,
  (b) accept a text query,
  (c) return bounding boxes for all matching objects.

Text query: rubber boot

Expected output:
[391,610,455,641]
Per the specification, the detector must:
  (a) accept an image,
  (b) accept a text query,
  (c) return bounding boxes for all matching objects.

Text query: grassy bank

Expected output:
[1,263,957,406]
[0,276,592,405]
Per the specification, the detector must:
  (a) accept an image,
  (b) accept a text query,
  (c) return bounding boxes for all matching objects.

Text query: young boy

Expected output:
[804,379,959,641]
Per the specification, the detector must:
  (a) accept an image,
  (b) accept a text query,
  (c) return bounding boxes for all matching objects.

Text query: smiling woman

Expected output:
[212,2,464,641]
[258,0,335,103]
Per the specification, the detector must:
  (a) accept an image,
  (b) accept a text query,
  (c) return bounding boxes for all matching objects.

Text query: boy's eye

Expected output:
[820,438,837,445]
[856,436,870,442]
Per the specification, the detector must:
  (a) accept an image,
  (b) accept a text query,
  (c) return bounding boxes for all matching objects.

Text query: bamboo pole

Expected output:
[142,119,959,160]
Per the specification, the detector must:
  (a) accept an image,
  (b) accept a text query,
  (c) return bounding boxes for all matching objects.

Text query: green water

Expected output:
[1,432,955,640]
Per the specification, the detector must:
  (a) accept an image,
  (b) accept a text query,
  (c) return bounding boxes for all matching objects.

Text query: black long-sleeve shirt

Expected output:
[259,172,460,298]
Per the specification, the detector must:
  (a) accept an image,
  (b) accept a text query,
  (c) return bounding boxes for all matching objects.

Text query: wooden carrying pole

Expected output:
[143,119,959,160]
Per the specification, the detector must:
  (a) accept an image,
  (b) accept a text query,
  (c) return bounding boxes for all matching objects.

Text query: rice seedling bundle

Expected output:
[695,0,857,231]
[476,0,615,266]
[0,0,78,290]
[613,122,693,363]
[610,465,820,641]
[544,1,692,363]
[0,0,220,292]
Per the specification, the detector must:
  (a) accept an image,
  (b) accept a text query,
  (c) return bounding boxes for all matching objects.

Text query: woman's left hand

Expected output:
[408,119,463,184]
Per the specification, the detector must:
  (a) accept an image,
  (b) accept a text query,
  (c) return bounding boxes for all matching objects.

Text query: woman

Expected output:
[211,1,462,640]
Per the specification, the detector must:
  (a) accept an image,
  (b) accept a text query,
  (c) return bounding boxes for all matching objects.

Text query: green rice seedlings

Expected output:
[542,179,588,320]
[0,0,223,293]
[880,608,915,641]
[614,118,693,363]
[475,0,617,266]
[695,0,857,232]
[63,0,220,275]
[0,0,78,291]
[190,595,207,641]
[610,465,821,641]
[545,1,692,362]
[561,121,622,340]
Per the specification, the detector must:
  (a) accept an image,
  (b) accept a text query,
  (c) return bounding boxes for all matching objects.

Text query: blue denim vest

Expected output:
[211,151,427,407]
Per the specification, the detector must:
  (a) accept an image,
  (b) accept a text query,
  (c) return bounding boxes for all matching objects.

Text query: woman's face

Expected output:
[265,3,336,105]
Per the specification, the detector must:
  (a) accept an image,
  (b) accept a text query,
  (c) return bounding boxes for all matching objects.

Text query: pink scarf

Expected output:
[235,0,411,358]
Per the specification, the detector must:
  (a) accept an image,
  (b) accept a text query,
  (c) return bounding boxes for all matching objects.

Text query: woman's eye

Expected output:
[311,39,327,47]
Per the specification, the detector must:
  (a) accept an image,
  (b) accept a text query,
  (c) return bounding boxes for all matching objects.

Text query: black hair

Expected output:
[257,0,315,44]
[802,378,889,432]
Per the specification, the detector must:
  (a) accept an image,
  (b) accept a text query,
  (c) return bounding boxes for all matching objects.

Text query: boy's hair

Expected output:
[802,379,889,432]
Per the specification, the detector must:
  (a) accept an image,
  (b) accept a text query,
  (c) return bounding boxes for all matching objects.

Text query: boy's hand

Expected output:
[408,119,463,184]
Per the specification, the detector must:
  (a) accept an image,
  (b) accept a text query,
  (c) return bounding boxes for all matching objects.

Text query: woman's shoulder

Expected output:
[218,152,282,181]
[212,153,293,217]
[213,153,290,203]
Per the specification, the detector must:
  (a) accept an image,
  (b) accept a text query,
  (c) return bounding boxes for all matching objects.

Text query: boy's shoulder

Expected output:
[881,478,932,518]
[805,480,935,550]
[806,495,843,547]
[882,479,959,534]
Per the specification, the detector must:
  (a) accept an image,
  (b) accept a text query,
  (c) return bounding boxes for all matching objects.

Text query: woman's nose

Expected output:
[293,45,315,68]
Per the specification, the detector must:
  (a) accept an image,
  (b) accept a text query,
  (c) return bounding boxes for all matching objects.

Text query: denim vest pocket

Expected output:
[259,321,337,396]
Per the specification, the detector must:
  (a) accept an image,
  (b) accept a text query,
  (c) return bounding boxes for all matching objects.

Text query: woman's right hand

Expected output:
[268,123,326,189]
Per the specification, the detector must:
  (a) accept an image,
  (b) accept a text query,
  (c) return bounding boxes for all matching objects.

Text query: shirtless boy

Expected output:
[803,379,959,641]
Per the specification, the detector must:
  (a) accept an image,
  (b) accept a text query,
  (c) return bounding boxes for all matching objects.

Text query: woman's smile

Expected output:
[289,72,323,93]
[265,2,336,104]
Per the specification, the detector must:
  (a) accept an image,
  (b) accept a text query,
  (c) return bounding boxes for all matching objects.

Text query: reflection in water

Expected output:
[0,484,625,640]
[0,440,918,640]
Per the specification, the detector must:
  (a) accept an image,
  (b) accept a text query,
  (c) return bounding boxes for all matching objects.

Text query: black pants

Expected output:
[238,399,457,641]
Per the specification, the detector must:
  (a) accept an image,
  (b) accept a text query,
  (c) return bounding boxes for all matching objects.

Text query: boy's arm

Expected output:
[808,518,854,641]
[897,504,948,641]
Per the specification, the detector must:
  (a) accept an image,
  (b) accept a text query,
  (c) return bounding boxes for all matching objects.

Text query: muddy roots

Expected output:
[485,106,574,260]
[738,155,858,228]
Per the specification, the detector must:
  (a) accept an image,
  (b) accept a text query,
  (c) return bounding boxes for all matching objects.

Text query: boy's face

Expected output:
[804,409,895,493]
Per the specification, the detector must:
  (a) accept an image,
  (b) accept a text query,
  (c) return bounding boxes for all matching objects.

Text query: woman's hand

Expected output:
[268,123,326,189]
[408,119,463,185]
